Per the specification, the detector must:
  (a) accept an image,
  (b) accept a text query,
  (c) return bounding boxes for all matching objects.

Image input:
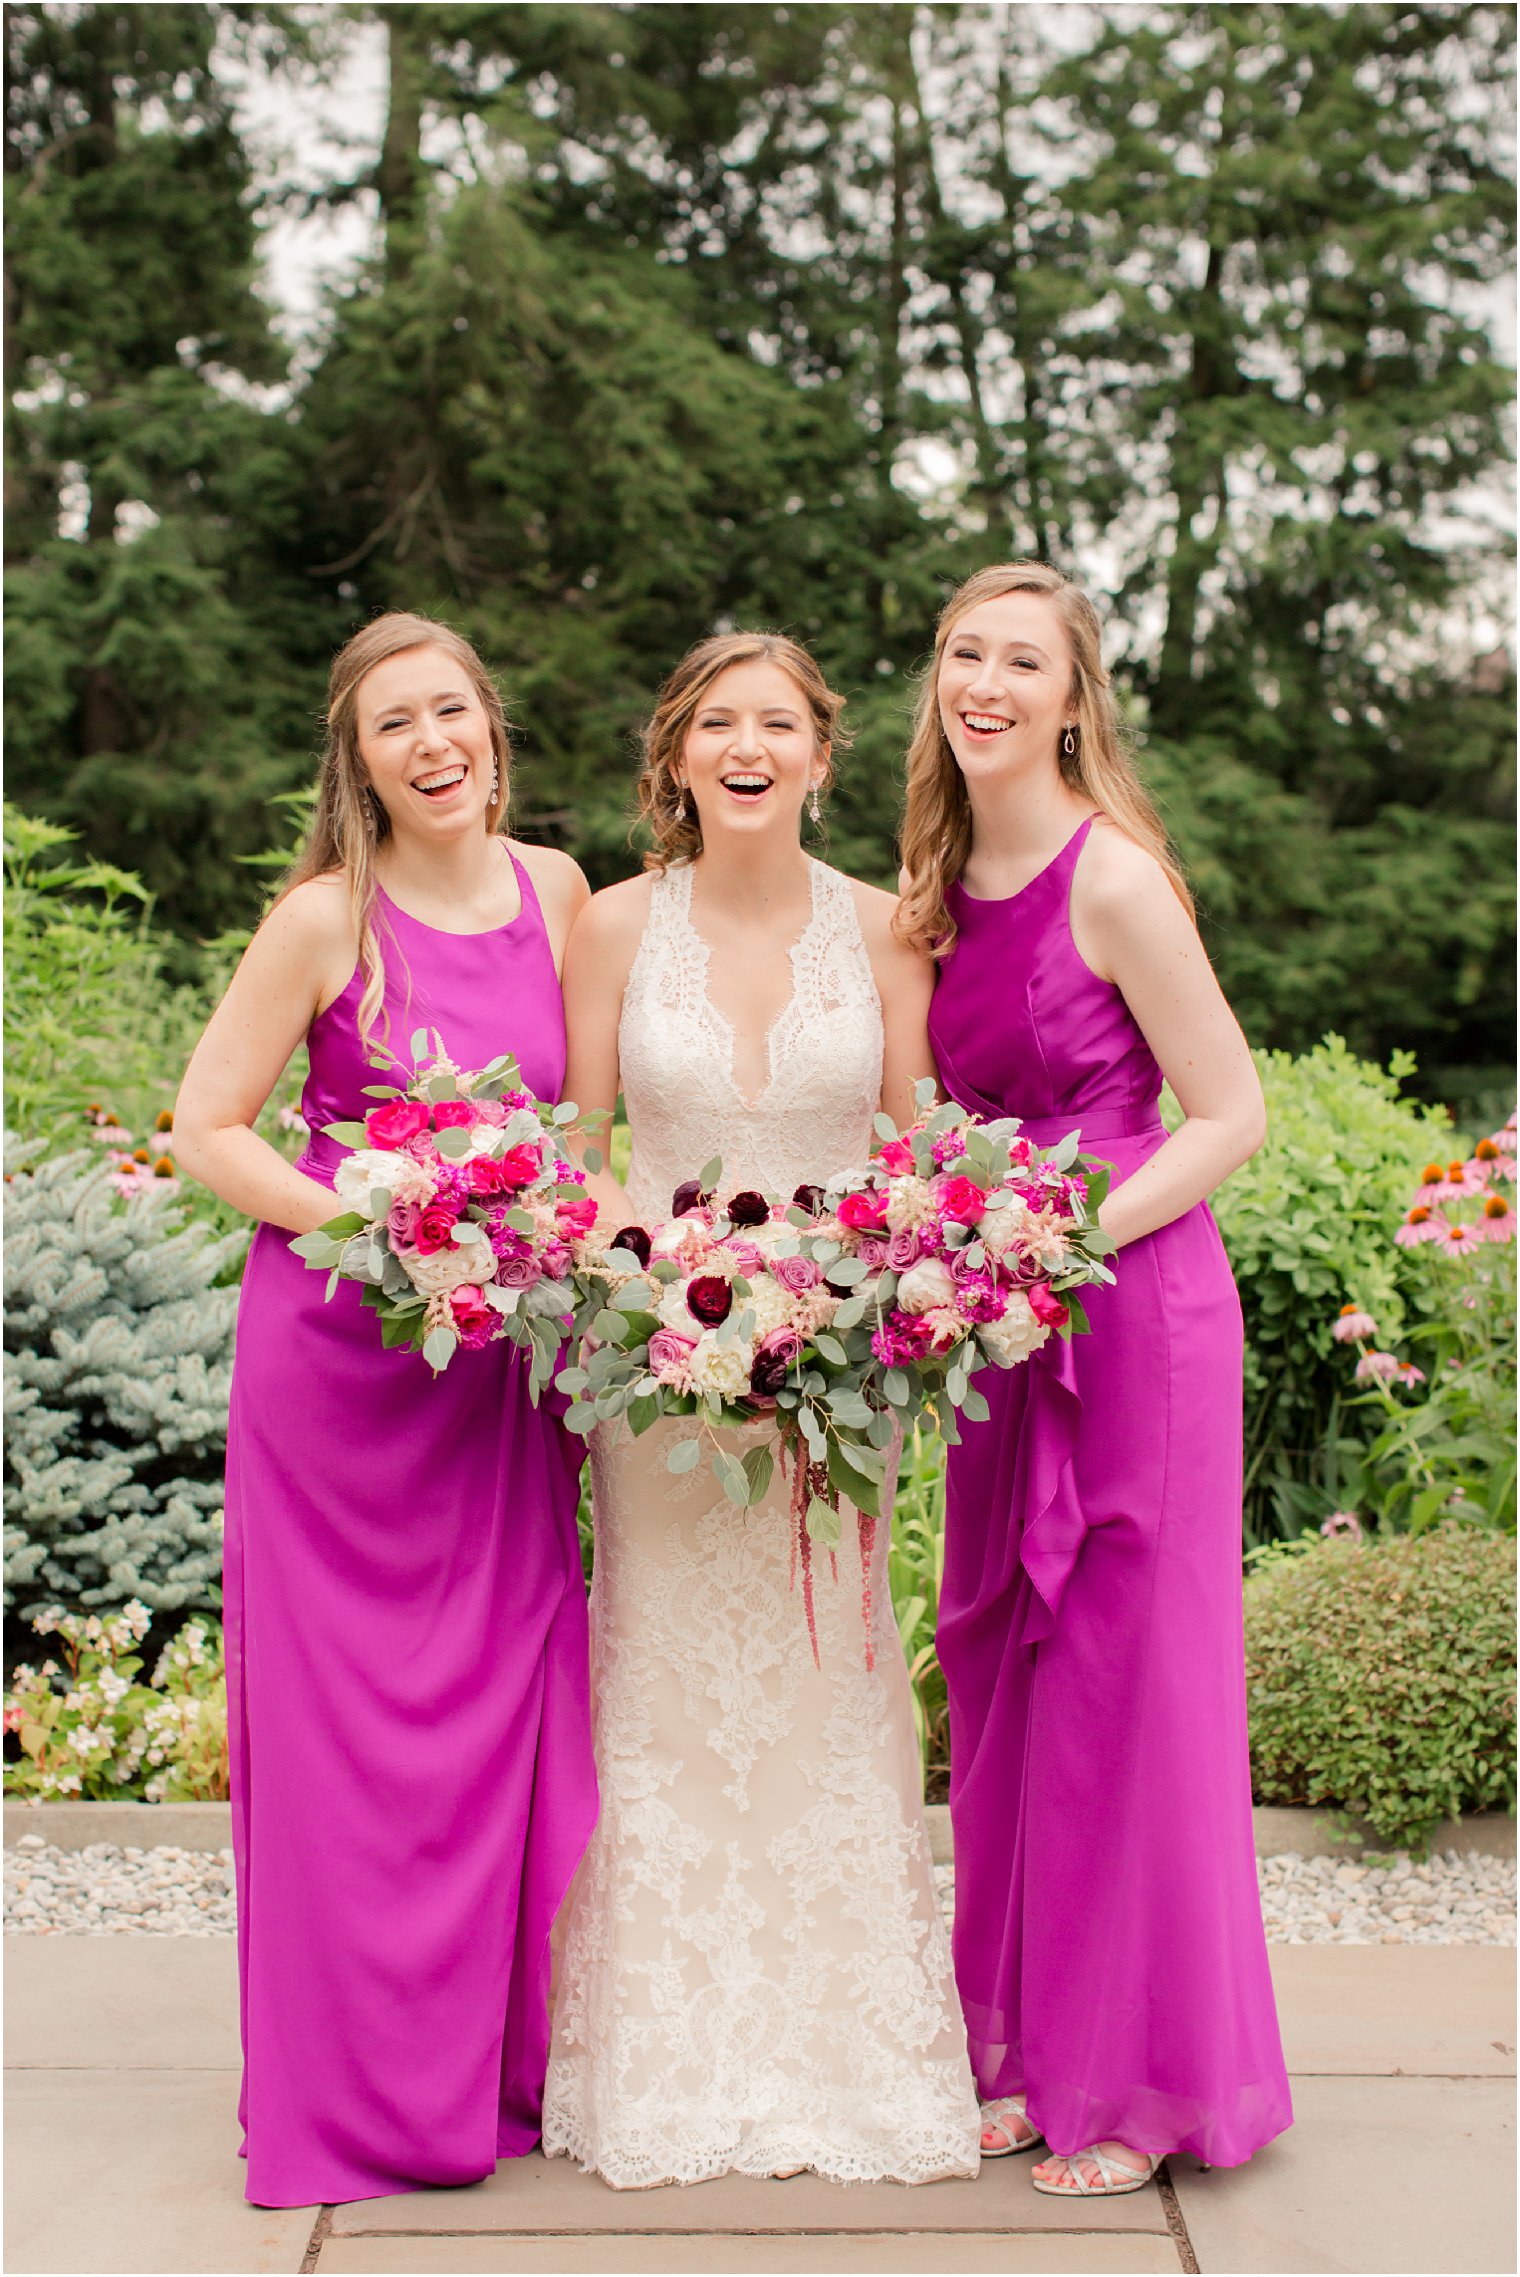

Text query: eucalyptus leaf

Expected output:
[665,1437,702,1473]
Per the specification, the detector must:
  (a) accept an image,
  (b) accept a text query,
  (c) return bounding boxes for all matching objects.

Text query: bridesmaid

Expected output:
[175,613,598,2207]
[898,563,1292,2192]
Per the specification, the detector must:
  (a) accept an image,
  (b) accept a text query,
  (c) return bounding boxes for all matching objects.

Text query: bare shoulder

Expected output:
[510,838,589,917]
[843,870,930,967]
[254,873,355,961]
[566,869,656,963]
[1076,819,1186,925]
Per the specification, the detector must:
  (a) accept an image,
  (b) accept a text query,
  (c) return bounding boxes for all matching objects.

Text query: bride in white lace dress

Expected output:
[543,634,981,2190]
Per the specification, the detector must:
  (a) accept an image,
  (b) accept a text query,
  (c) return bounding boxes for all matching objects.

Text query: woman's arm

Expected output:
[854,881,939,1130]
[560,878,650,1231]
[1070,825,1266,1250]
[174,879,359,1236]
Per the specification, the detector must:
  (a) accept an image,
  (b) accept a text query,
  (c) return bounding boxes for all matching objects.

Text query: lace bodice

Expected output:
[619,860,884,1219]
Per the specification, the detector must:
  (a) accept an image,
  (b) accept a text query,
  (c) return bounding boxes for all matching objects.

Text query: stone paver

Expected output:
[4,2070,315,2277]
[315,2234,1182,2273]
[1172,2075,1516,2275]
[327,2146,1170,2236]
[4,1939,1514,2275]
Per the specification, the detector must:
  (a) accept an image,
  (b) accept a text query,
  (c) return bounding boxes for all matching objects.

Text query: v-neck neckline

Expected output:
[675,859,822,1113]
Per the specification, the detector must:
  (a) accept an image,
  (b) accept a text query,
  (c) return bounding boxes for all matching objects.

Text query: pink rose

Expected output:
[876,1137,916,1175]
[648,1328,697,1386]
[466,1157,512,1197]
[470,1099,508,1126]
[856,1235,892,1272]
[771,1254,822,1294]
[496,1143,543,1189]
[936,1174,988,1226]
[449,1284,494,1337]
[366,1099,431,1149]
[837,1187,889,1233]
[414,1200,461,1255]
[555,1194,598,1238]
[886,1228,921,1271]
[1027,1283,1069,1330]
[721,1240,767,1277]
[431,1100,476,1130]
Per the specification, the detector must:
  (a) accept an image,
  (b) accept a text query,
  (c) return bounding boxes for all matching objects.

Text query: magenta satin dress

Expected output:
[927,818,1291,2169]
[223,861,598,2208]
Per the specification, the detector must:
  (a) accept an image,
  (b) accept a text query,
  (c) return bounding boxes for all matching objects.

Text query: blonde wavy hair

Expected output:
[896,562,1191,957]
[280,612,511,1047]
[635,631,848,871]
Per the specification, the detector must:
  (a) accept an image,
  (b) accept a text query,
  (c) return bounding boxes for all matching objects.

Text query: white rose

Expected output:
[688,1332,753,1401]
[978,1291,1050,1367]
[894,1257,957,1316]
[399,1245,482,1297]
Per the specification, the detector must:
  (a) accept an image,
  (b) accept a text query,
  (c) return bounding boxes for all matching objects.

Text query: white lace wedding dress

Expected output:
[542,858,981,2190]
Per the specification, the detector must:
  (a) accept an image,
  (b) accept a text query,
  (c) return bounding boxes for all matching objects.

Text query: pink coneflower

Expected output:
[1354,1350,1401,1381]
[1494,1115,1517,1156]
[1432,1218,1484,1258]
[1320,1510,1365,1541]
[1393,1361,1426,1387]
[1395,1203,1442,1247]
[1478,1194,1517,1243]
[1332,1305,1378,1342]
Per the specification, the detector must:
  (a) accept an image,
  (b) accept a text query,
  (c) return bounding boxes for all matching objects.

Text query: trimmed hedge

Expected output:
[1245,1529,1516,1852]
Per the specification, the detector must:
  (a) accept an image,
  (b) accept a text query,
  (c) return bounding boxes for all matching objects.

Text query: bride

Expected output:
[542,632,981,2189]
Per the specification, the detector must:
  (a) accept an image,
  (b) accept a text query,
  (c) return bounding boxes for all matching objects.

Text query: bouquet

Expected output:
[290,1031,599,1391]
[563,1084,1115,1660]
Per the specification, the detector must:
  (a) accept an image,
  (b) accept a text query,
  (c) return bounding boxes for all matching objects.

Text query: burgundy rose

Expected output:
[671,1179,712,1218]
[431,1100,476,1130]
[791,1183,826,1217]
[365,1099,431,1149]
[414,1201,461,1255]
[727,1190,770,1227]
[609,1224,653,1269]
[685,1273,733,1327]
[771,1253,822,1294]
[750,1326,804,1396]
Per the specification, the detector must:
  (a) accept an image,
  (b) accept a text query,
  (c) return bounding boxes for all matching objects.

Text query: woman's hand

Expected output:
[174,878,358,1235]
[1070,824,1266,1249]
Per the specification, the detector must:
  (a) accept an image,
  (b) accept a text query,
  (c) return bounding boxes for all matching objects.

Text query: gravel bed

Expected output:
[931,1855,1515,1946]
[6,1837,1514,1943]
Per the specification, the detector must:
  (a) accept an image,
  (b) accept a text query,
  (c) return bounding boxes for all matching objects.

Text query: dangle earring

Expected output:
[1062,724,1077,758]
[489,759,500,806]
[809,780,823,827]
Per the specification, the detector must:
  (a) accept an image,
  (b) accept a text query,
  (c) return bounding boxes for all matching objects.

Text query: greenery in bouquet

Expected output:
[290,1036,600,1390]
[561,1088,1115,1661]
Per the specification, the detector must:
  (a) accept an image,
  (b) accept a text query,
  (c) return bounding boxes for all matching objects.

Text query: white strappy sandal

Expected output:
[979,2095,1045,2157]
[1031,2145,1161,2197]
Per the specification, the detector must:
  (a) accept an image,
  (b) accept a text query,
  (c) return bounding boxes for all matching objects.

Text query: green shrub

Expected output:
[4,1150,242,1615]
[1203,1035,1461,1543]
[1245,1530,1516,1852]
[4,1599,228,1801]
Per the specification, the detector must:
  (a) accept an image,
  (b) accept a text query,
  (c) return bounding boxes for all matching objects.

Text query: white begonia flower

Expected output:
[978,1291,1050,1367]
[399,1245,483,1298]
[894,1257,957,1316]
[688,1332,752,1401]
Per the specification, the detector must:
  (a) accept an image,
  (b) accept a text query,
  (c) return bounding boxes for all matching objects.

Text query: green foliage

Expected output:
[1244,1531,1516,1852]
[1203,1037,1460,1543]
[3,802,209,1150]
[4,1598,228,1802]
[4,1150,241,1616]
[887,1425,949,1799]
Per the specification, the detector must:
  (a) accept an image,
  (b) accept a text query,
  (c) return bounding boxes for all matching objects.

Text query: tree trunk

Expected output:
[377,6,427,276]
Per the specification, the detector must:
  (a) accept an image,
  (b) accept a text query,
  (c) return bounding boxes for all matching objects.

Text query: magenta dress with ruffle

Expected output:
[927,817,1291,2169]
[223,863,597,2207]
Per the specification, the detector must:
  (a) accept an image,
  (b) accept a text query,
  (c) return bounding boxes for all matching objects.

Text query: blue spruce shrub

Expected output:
[4,1150,243,1613]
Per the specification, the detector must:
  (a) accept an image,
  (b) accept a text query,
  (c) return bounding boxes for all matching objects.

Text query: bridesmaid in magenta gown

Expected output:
[176,614,597,2208]
[898,563,1292,2194]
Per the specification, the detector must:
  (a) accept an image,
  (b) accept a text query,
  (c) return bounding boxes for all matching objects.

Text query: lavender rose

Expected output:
[771,1253,822,1294]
